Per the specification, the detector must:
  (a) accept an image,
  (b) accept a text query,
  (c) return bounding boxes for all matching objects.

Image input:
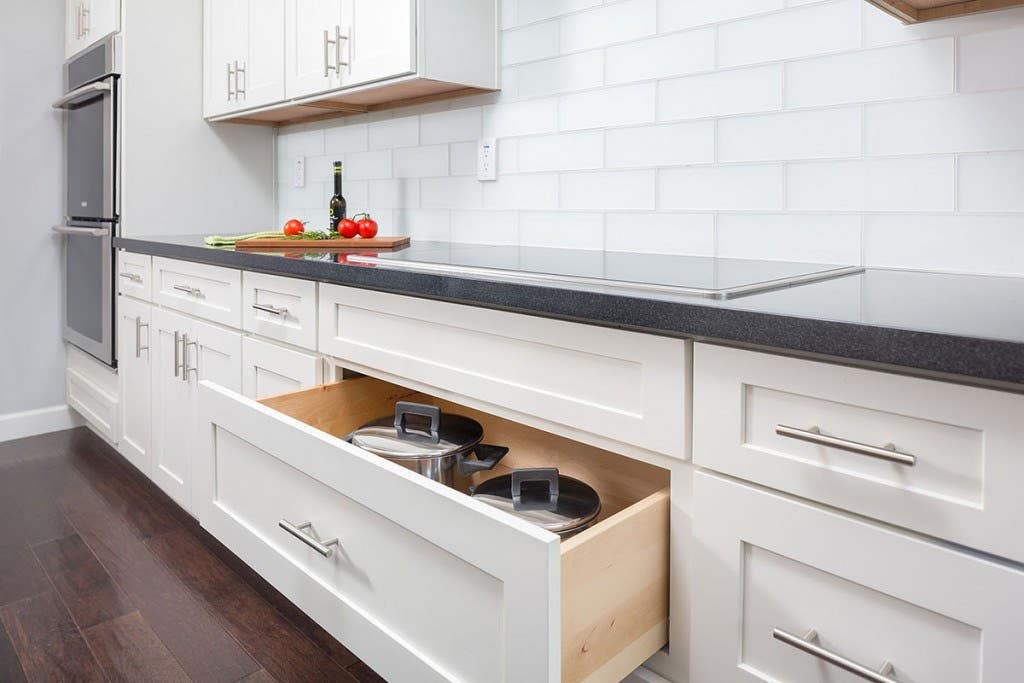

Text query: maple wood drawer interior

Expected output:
[196,375,670,683]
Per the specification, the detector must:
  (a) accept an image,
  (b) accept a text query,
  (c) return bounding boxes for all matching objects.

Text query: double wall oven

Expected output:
[53,37,120,366]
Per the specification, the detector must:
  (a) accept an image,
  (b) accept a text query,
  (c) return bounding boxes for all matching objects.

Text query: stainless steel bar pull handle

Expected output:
[335,25,349,69]
[181,334,197,383]
[279,520,339,558]
[234,60,245,99]
[775,425,916,467]
[135,316,149,358]
[323,29,333,76]
[251,303,288,317]
[773,628,898,683]
[172,284,202,297]
[81,4,90,35]
[226,62,235,99]
[119,272,143,282]
[173,331,183,377]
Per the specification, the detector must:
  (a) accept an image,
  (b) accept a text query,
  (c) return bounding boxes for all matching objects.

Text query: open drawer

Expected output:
[196,376,670,683]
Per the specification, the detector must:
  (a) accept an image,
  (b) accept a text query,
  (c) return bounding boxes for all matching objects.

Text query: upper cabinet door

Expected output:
[346,0,415,89]
[284,0,344,99]
[66,0,120,58]
[205,0,246,117]
[241,0,285,109]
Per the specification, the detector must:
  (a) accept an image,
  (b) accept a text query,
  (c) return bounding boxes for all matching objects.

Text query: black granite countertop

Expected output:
[115,234,1024,388]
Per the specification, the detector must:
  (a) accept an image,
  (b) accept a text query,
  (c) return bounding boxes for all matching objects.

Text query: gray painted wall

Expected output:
[0,1,68,416]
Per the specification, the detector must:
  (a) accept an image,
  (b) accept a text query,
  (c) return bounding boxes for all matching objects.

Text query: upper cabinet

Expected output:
[205,0,497,126]
[866,0,1024,23]
[205,0,285,118]
[65,0,120,58]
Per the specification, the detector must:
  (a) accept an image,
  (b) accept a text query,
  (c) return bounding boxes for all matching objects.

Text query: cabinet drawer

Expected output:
[242,272,317,350]
[66,344,119,443]
[153,257,242,328]
[116,251,152,301]
[693,343,1024,562]
[242,336,322,399]
[196,376,670,682]
[318,284,690,460]
[692,472,1024,683]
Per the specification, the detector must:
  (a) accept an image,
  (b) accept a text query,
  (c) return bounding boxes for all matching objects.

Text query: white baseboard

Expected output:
[0,404,83,444]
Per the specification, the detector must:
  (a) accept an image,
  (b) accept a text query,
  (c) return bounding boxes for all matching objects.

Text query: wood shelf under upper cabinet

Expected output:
[866,0,1024,23]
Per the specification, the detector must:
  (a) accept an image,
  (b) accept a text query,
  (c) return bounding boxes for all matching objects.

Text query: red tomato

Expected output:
[338,218,359,238]
[283,219,305,236]
[357,215,379,239]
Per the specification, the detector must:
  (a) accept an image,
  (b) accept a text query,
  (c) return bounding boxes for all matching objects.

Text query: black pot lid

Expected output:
[471,468,601,535]
[350,401,483,460]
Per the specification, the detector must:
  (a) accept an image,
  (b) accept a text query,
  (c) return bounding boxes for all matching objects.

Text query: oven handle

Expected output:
[52,80,112,109]
[52,225,110,237]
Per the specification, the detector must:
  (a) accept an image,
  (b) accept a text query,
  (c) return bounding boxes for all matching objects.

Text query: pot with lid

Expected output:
[348,401,508,487]
[471,468,601,537]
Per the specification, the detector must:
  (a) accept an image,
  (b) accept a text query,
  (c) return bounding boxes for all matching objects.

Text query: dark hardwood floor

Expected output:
[0,427,388,683]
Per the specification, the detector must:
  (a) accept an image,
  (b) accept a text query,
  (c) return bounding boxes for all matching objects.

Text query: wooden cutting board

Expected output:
[235,235,410,250]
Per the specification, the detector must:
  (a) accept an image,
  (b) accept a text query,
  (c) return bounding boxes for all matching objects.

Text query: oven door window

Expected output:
[65,88,114,222]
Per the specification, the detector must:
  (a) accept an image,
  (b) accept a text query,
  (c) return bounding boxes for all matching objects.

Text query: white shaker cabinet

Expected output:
[241,336,322,400]
[117,296,153,476]
[66,0,120,58]
[151,308,242,513]
[204,0,285,117]
[345,0,414,89]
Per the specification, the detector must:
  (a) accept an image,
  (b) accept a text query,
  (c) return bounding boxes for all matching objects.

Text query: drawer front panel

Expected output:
[693,343,1024,562]
[241,336,322,399]
[242,272,317,350]
[319,285,690,460]
[65,344,119,442]
[153,257,241,328]
[116,251,152,301]
[196,381,560,683]
[692,472,1024,683]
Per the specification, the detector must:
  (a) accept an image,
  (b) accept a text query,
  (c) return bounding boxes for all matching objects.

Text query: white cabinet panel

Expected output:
[692,472,1024,683]
[205,0,284,117]
[243,0,286,108]
[242,336,321,399]
[242,271,317,350]
[153,257,242,328]
[66,0,120,58]
[205,0,245,117]
[347,0,414,88]
[117,296,152,475]
[116,251,152,301]
[693,342,1024,563]
[285,0,344,98]
[65,344,119,443]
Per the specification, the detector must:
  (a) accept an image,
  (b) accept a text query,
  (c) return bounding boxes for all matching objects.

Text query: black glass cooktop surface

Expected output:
[345,242,863,300]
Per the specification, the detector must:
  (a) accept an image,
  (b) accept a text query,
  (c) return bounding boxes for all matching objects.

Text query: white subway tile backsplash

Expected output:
[786,38,954,107]
[517,52,604,99]
[606,213,715,255]
[483,99,560,138]
[273,0,1024,276]
[605,29,715,85]
[717,214,863,264]
[368,117,419,150]
[560,83,656,131]
[560,0,657,53]
[788,157,955,212]
[658,65,783,120]
[718,108,862,162]
[866,91,1024,156]
[865,215,1024,276]
[660,165,785,210]
[420,108,483,145]
[393,145,448,178]
[518,131,604,172]
[658,0,784,32]
[520,212,604,249]
[959,26,1024,93]
[717,0,861,68]
[606,121,714,168]
[959,152,1024,212]
[483,174,560,209]
[561,170,657,210]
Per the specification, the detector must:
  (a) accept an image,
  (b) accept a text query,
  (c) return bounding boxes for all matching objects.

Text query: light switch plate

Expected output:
[293,157,305,188]
[477,138,497,181]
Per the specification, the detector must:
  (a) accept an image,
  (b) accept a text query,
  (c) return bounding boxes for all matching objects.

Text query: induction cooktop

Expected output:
[345,242,864,300]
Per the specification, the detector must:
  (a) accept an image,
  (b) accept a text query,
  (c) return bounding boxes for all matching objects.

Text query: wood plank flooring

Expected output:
[0,427,388,682]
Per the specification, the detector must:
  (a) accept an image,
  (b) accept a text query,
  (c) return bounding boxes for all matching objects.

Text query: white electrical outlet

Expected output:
[477,138,497,181]
[293,157,306,188]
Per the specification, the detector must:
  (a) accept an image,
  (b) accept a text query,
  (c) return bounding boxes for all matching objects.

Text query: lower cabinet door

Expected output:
[692,472,1024,683]
[241,336,321,400]
[117,296,152,475]
[196,376,671,683]
[151,308,242,514]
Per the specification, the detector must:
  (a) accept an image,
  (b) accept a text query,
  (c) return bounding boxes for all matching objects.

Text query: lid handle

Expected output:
[458,443,509,476]
[511,468,560,512]
[394,402,441,444]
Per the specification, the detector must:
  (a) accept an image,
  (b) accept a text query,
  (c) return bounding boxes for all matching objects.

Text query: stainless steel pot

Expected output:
[470,468,601,537]
[348,401,508,487]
